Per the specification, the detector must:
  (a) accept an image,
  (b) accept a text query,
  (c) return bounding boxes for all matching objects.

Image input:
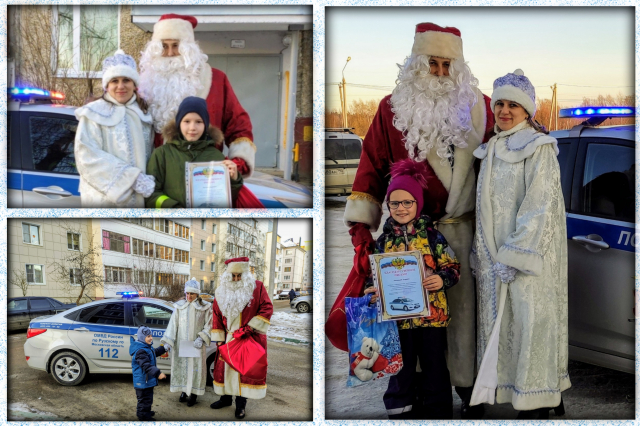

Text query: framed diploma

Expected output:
[369,251,430,321]
[185,161,232,208]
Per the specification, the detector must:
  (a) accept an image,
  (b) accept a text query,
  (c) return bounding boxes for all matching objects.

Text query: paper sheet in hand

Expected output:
[179,340,201,358]
[185,161,232,208]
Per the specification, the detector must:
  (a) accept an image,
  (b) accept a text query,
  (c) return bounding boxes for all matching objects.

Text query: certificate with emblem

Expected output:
[185,161,232,208]
[369,251,430,322]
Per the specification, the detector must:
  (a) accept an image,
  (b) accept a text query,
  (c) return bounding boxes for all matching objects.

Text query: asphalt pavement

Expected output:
[324,197,634,420]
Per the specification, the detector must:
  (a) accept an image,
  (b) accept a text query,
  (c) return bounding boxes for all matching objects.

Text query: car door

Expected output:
[68,302,130,370]
[566,136,635,371]
[325,134,348,192]
[19,111,81,208]
[7,109,24,207]
[129,301,174,368]
[7,298,30,331]
[29,297,55,320]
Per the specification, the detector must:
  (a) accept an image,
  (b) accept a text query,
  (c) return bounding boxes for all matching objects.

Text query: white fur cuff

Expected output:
[228,139,256,178]
[344,197,382,231]
[248,316,270,334]
[211,329,226,342]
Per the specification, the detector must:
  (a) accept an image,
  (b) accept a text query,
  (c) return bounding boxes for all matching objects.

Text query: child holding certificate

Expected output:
[363,159,461,420]
[145,97,244,208]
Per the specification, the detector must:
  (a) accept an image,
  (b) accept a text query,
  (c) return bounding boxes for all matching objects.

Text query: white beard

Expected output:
[138,41,209,133]
[215,271,256,323]
[390,55,478,163]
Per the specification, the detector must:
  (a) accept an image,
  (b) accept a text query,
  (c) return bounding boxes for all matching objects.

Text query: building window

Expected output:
[175,249,189,264]
[55,5,118,75]
[226,242,237,256]
[210,263,215,272]
[70,268,82,286]
[26,264,45,284]
[156,273,173,288]
[212,243,216,253]
[284,267,292,272]
[285,258,292,264]
[132,238,155,258]
[67,232,80,250]
[104,266,131,283]
[173,223,189,239]
[200,279,205,287]
[155,244,173,261]
[102,231,130,253]
[201,240,205,251]
[175,274,189,287]
[22,223,41,245]
[155,219,173,235]
[134,270,153,285]
[212,224,217,234]
[201,219,206,230]
[286,250,293,255]
[284,275,291,280]
[200,260,205,271]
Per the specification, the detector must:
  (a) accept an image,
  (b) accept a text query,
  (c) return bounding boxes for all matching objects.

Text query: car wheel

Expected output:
[403,305,408,311]
[297,302,310,313]
[206,354,215,386]
[50,351,87,386]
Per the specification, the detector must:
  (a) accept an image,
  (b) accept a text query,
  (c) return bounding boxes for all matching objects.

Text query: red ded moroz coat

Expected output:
[211,280,273,399]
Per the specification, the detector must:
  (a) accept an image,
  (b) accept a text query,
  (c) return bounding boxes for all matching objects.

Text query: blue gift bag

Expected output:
[345,294,403,387]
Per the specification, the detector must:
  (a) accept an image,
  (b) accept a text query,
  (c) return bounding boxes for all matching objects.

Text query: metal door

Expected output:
[209,56,281,168]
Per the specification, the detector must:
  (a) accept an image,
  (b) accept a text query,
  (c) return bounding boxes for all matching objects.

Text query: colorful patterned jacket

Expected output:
[366,215,460,328]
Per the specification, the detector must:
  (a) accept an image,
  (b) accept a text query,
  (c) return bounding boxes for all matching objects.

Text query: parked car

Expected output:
[23,293,217,386]
[552,106,635,374]
[8,87,312,209]
[389,297,420,311]
[8,297,76,331]
[277,290,299,300]
[324,128,362,195]
[290,295,312,313]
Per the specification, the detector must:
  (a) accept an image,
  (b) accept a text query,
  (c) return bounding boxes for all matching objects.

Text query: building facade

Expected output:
[189,218,221,294]
[279,239,306,291]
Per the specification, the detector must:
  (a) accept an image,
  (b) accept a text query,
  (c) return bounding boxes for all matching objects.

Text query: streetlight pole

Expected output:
[342,56,351,129]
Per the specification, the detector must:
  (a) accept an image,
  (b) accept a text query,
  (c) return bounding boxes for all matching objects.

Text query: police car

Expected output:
[23,292,217,386]
[553,107,635,374]
[8,86,312,209]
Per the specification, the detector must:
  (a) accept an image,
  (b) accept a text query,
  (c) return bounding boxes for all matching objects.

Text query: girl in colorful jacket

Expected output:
[364,159,460,420]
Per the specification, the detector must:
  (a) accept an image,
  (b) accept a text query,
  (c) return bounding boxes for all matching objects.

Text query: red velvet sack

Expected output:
[234,185,265,209]
[218,326,267,380]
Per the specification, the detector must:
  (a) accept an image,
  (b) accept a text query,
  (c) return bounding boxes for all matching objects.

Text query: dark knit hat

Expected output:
[176,96,210,140]
[386,159,431,220]
[137,325,152,343]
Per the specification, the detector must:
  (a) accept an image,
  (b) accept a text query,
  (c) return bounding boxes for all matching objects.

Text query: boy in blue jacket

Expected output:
[130,326,168,421]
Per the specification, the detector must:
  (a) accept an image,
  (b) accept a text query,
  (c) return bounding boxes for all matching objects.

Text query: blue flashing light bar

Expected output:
[116,291,142,298]
[559,106,635,118]
[8,86,66,100]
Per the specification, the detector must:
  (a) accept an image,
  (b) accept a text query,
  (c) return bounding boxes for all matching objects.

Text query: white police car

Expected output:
[8,86,312,209]
[23,292,217,386]
[553,107,635,374]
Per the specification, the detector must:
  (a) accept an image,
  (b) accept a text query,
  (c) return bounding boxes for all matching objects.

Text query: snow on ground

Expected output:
[268,312,311,344]
[8,403,58,420]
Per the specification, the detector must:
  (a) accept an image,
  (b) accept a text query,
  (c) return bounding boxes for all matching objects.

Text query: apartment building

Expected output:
[189,218,221,294]
[279,239,306,291]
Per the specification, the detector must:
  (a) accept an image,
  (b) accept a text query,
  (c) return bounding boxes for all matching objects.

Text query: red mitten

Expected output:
[349,223,374,276]
[228,156,250,176]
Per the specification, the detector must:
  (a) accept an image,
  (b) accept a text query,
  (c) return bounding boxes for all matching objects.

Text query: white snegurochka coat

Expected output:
[470,120,571,411]
[161,299,213,396]
[74,93,153,208]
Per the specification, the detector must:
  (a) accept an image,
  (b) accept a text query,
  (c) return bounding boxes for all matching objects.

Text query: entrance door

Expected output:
[209,56,280,168]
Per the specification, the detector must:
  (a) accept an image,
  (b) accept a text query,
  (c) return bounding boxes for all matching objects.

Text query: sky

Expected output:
[325,7,634,111]
[276,219,312,246]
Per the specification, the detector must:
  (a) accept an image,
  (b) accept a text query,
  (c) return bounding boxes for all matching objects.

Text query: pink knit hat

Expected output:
[386,159,430,220]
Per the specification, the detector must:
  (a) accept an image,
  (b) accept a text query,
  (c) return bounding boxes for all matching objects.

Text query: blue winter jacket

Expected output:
[129,336,167,389]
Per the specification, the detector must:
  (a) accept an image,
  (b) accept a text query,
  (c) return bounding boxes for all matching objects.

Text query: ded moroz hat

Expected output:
[411,22,464,60]
[152,14,198,43]
[225,257,251,275]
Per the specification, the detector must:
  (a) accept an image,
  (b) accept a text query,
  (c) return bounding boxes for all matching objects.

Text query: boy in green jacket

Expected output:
[146,97,243,208]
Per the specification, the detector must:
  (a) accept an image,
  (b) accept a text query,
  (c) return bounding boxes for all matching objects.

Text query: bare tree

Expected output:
[48,221,103,305]
[12,5,116,106]
[126,252,179,299]
[9,269,30,297]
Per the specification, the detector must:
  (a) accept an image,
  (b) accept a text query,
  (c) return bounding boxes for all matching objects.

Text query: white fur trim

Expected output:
[185,285,200,294]
[102,64,140,89]
[226,261,250,275]
[412,31,463,60]
[152,18,195,43]
[210,329,226,342]
[344,197,382,231]
[490,85,536,117]
[197,65,213,99]
[228,139,256,178]
[248,316,270,334]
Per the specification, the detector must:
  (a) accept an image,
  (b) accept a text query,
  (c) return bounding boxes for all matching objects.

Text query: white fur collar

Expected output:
[196,64,213,99]
[174,298,211,311]
[474,121,558,163]
[75,94,152,126]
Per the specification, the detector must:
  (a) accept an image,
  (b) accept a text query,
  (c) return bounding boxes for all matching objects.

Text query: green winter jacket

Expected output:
[145,120,243,208]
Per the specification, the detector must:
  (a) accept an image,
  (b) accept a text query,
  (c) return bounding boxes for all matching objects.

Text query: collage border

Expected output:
[0,0,638,425]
